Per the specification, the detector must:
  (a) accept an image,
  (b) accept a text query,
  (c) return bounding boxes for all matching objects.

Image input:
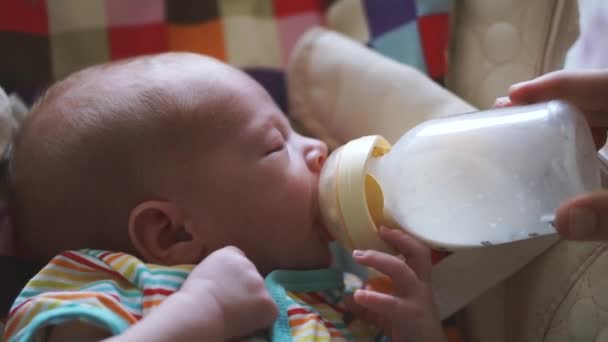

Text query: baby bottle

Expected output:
[319,101,601,252]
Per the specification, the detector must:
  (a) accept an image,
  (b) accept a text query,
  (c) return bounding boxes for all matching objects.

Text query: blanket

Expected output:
[0,0,451,112]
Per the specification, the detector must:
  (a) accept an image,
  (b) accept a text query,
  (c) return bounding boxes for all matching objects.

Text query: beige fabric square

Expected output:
[51,30,110,80]
[219,0,273,18]
[223,16,281,68]
[327,0,370,43]
[47,0,106,34]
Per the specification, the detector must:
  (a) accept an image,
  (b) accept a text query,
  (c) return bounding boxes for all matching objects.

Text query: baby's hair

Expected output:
[9,53,225,260]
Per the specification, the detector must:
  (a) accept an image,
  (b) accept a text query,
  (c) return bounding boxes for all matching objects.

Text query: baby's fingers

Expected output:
[353,289,401,317]
[344,294,384,327]
[378,227,432,282]
[352,249,416,296]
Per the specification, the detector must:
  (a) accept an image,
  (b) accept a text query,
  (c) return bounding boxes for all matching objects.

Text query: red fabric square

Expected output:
[108,24,168,60]
[273,0,325,17]
[431,249,450,264]
[0,0,48,35]
[418,13,450,79]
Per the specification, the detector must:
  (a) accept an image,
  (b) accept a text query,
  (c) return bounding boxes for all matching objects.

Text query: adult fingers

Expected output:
[508,70,608,128]
[554,190,608,241]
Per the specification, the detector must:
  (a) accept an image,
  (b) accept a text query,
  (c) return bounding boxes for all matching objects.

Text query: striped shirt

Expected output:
[265,269,382,342]
[4,250,191,341]
[4,250,381,341]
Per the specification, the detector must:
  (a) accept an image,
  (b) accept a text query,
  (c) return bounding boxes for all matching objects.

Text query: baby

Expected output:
[4,53,443,341]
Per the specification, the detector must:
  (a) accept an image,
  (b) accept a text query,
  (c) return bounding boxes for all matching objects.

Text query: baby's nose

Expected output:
[305,139,328,173]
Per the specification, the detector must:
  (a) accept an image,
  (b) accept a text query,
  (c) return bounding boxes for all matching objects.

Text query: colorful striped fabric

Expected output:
[284,291,380,341]
[0,0,452,111]
[265,269,381,342]
[4,250,463,341]
[5,251,380,342]
[3,250,192,342]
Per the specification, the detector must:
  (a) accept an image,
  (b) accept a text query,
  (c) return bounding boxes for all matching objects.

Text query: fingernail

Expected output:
[354,289,366,298]
[379,226,389,233]
[353,250,365,257]
[568,207,597,239]
[494,96,511,107]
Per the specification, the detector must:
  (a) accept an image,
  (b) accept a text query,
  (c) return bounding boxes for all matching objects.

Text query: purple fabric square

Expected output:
[243,68,288,114]
[363,0,417,38]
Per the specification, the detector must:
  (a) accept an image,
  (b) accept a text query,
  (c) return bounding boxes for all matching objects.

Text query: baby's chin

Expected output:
[311,219,334,267]
[259,253,332,276]
[306,242,333,269]
[313,210,334,243]
[286,243,333,271]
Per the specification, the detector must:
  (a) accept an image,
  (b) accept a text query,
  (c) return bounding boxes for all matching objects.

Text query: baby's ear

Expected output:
[128,201,204,265]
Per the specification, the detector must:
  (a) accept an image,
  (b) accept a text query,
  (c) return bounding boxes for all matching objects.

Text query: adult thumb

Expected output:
[554,190,608,241]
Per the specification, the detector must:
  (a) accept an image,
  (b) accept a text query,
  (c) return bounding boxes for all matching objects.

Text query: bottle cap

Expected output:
[319,135,394,254]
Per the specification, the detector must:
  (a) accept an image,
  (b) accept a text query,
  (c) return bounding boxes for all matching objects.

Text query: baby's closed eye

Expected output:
[265,129,286,155]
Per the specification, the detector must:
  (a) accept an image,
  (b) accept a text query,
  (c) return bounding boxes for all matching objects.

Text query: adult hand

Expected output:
[495,69,608,241]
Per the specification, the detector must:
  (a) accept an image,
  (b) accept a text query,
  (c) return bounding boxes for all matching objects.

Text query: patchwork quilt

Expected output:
[0,0,451,111]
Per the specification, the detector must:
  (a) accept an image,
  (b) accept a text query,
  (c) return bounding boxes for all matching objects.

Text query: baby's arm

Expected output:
[103,283,226,342]
[41,286,225,342]
[47,322,112,342]
[42,274,225,342]
[110,246,278,341]
[11,247,277,342]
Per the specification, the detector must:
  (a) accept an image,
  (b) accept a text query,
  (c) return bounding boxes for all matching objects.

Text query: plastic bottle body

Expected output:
[319,101,601,251]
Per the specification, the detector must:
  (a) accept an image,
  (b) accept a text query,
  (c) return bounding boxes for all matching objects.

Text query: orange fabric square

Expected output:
[168,20,226,61]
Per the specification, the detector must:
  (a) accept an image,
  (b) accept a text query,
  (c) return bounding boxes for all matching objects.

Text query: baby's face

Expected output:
[185,71,331,274]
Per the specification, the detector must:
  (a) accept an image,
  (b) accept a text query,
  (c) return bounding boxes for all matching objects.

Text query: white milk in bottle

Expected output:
[319,101,601,252]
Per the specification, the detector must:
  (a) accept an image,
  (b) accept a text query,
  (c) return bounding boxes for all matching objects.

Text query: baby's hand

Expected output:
[350,227,445,342]
[182,246,278,340]
[107,246,277,342]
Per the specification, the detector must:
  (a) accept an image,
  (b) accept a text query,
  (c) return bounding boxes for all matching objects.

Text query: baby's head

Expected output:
[10,53,331,274]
